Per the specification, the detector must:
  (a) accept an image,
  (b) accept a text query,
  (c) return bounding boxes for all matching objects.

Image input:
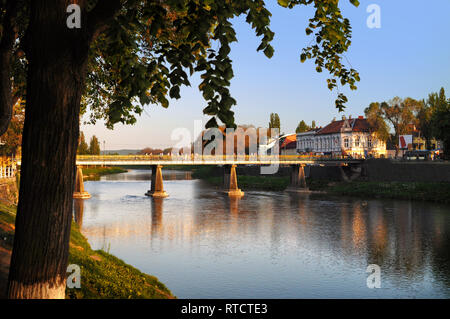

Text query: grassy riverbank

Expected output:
[192,167,289,191]
[0,202,174,299]
[82,166,128,180]
[191,166,450,203]
[308,180,450,204]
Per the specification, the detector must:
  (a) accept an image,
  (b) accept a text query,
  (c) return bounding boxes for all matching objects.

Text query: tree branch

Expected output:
[0,0,19,136]
[87,0,122,41]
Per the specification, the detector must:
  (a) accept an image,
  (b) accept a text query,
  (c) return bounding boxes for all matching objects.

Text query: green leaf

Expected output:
[300,53,307,63]
[264,45,274,58]
[169,86,181,99]
[277,0,290,8]
[205,117,218,128]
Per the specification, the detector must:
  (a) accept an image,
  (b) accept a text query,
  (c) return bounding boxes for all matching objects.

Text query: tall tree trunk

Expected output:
[7,0,90,299]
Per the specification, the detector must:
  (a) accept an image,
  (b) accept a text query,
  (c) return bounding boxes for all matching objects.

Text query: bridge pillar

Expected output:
[227,164,244,198]
[146,165,168,198]
[73,166,91,199]
[288,164,308,190]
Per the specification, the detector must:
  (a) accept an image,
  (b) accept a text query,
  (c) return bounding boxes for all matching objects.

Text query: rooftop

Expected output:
[316,117,370,135]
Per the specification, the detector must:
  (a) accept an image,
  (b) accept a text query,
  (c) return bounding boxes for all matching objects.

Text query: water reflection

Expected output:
[73,199,85,229]
[151,198,164,237]
[101,169,192,181]
[76,169,450,298]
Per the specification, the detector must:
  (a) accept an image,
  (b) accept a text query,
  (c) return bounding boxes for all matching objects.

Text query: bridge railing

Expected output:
[74,154,354,162]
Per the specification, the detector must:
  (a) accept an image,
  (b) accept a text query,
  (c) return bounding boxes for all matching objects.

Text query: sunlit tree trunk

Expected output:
[7,0,90,299]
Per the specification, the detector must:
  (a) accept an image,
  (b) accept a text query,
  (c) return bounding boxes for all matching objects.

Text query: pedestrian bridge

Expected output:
[66,155,364,199]
[74,154,363,166]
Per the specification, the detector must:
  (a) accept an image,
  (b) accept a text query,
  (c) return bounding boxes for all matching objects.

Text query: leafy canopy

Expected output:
[269,113,281,130]
[430,88,450,154]
[4,0,360,131]
[295,120,310,133]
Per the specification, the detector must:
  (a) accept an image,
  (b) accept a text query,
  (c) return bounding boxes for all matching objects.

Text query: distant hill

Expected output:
[104,149,141,155]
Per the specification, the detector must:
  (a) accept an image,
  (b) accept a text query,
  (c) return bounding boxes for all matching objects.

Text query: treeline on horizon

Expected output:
[364,87,449,153]
[76,132,101,156]
[3,89,449,158]
[135,87,450,157]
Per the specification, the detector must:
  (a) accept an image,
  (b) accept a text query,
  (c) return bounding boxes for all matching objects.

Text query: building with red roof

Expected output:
[279,134,297,155]
[296,116,387,158]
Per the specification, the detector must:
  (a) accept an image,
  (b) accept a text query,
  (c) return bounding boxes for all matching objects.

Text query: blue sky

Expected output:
[82,0,450,150]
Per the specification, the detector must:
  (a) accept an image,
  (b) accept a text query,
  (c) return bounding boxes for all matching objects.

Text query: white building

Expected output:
[296,116,387,158]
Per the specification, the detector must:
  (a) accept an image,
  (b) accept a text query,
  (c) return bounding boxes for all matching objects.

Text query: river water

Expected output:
[73,169,450,298]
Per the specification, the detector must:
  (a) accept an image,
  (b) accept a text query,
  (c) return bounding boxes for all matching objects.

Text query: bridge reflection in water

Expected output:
[73,169,450,298]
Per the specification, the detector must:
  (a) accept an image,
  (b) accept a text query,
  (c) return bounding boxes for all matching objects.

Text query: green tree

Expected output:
[0,0,360,298]
[311,120,316,129]
[295,120,310,133]
[269,113,281,131]
[364,102,390,143]
[430,88,450,158]
[380,97,420,156]
[77,132,89,155]
[88,135,101,155]
[417,99,434,150]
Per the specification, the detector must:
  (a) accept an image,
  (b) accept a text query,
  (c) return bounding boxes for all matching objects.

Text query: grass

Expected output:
[82,166,128,181]
[192,166,450,203]
[0,203,174,299]
[192,166,290,191]
[308,180,450,204]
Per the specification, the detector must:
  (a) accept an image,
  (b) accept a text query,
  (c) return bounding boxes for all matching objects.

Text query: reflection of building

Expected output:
[296,116,387,158]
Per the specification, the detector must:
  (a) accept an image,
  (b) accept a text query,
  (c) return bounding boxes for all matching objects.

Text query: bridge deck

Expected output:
[16,155,364,166]
[77,155,363,166]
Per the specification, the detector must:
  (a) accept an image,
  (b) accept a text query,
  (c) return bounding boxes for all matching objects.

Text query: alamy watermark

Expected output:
[367,4,381,29]
[366,264,381,289]
[170,120,281,175]
[67,264,81,289]
[66,4,81,29]
[66,3,382,30]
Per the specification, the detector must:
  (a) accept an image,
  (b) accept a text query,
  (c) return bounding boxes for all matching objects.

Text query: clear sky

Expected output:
[81,0,450,150]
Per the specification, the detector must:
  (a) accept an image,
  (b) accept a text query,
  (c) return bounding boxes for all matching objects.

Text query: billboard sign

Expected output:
[399,135,413,149]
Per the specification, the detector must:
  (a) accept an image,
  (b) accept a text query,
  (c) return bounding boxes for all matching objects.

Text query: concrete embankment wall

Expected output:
[207,160,450,183]
[205,165,292,177]
[360,159,450,183]
[306,159,450,183]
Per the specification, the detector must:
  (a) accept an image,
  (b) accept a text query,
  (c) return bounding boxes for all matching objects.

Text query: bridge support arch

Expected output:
[287,164,308,191]
[146,165,168,198]
[224,164,244,198]
[73,166,91,199]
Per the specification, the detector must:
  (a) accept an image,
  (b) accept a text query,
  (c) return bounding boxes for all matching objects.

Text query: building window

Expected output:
[368,137,372,148]
[344,138,349,149]
[355,136,360,147]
